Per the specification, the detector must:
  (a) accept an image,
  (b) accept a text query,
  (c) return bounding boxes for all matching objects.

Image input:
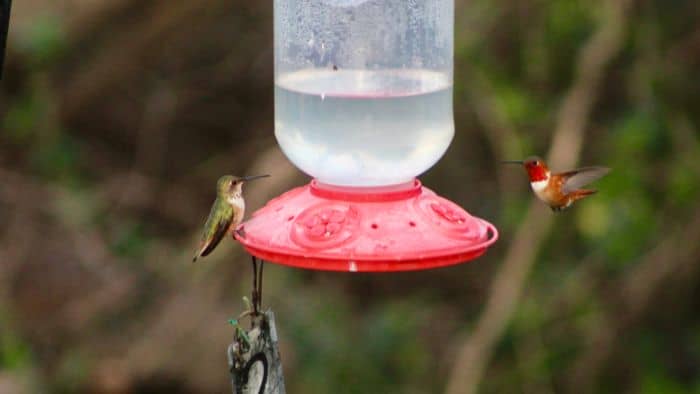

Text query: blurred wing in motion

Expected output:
[561,167,611,194]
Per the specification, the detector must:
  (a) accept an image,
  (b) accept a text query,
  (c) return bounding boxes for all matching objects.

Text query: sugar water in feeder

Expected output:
[274,0,454,186]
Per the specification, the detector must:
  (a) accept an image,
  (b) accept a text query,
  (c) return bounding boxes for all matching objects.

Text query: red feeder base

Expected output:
[234,179,498,272]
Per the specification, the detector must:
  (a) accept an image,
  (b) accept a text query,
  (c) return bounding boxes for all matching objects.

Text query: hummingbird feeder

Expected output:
[236,0,498,272]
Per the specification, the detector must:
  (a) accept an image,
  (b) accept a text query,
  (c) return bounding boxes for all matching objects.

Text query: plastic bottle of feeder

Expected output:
[275,0,454,186]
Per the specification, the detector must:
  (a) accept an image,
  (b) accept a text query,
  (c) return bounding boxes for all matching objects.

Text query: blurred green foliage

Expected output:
[14,14,67,68]
[0,314,32,371]
[287,296,433,393]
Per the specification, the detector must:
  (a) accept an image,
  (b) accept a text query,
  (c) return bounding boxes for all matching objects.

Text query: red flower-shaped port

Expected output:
[303,209,346,238]
[431,202,467,224]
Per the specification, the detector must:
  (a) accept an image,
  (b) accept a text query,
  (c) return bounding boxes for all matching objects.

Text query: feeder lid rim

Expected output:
[310,179,421,202]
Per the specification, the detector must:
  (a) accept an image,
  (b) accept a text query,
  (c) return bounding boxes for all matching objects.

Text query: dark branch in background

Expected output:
[444,0,634,393]
[0,0,11,80]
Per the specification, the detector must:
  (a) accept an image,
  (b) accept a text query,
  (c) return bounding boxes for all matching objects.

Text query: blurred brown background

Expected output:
[1,0,700,393]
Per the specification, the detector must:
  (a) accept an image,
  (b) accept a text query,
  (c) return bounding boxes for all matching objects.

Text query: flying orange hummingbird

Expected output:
[502,156,610,212]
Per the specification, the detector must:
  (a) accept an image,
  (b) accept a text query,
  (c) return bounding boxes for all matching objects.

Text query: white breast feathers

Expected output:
[530,179,549,202]
[228,193,245,216]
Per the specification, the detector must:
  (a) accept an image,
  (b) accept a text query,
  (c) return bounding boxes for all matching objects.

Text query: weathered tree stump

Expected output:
[227,310,285,394]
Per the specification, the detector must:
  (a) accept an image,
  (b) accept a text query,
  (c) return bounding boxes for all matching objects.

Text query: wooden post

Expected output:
[228,310,286,394]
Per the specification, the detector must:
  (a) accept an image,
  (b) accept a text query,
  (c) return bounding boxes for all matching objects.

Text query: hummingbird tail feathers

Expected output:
[551,189,598,212]
[575,188,597,195]
[192,241,210,262]
[571,189,597,201]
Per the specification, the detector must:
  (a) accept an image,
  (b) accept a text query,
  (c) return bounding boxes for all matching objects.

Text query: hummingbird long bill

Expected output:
[502,156,609,212]
[193,174,270,262]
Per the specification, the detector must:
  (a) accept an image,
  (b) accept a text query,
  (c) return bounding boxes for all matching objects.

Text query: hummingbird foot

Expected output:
[551,204,571,212]
[236,226,247,239]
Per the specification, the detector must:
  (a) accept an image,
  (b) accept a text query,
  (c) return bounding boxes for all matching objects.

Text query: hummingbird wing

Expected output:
[560,166,611,194]
[193,199,234,262]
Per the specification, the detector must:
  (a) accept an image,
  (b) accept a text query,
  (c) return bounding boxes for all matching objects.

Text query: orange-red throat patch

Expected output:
[526,165,548,182]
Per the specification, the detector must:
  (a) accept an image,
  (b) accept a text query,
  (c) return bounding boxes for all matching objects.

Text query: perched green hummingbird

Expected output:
[193,174,270,262]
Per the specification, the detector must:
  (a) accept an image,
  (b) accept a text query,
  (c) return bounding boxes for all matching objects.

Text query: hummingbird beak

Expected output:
[501,160,523,165]
[241,174,270,182]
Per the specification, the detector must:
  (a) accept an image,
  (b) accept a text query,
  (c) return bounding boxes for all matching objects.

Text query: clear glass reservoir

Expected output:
[274,0,454,186]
